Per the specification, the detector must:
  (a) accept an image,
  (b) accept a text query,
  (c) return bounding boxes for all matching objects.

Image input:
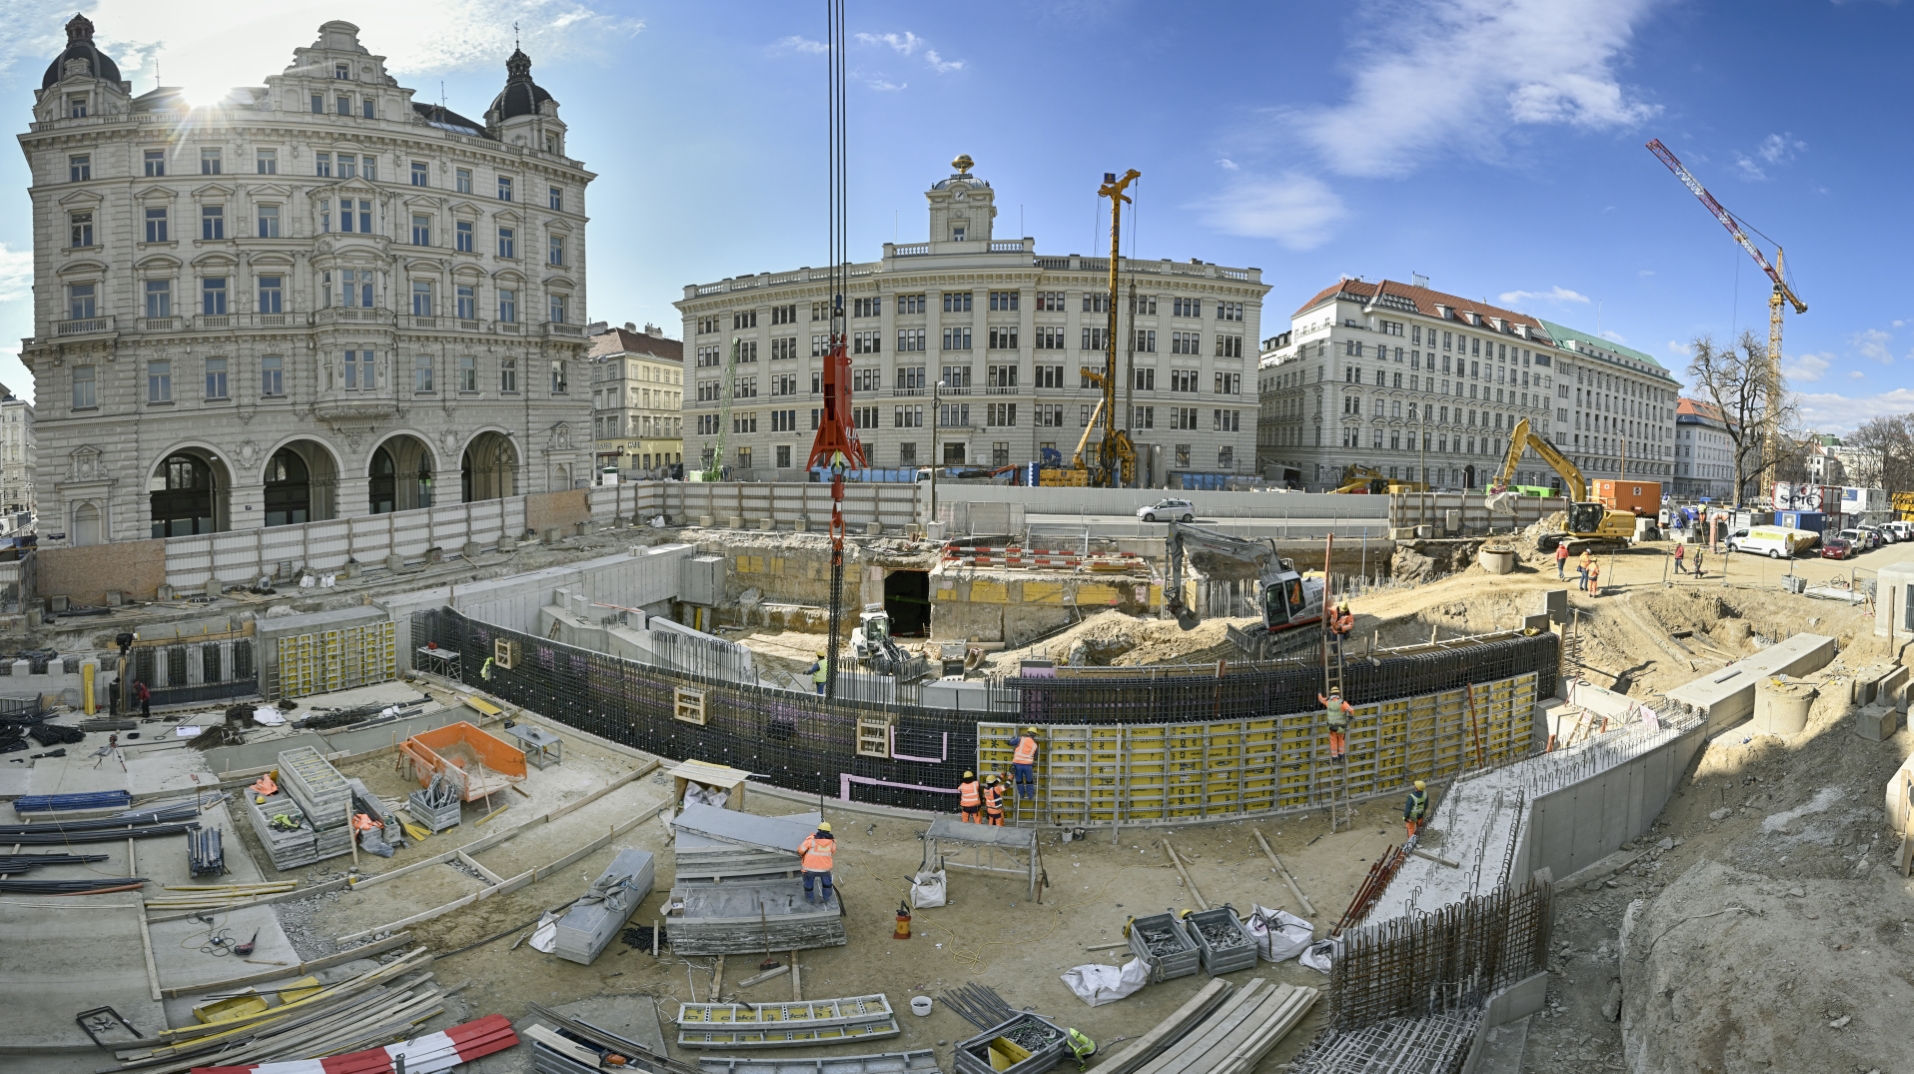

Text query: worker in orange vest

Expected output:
[1004,727,1040,799]
[957,771,982,823]
[1329,601,1354,662]
[798,821,836,904]
[1318,691,1353,762]
[982,778,1006,826]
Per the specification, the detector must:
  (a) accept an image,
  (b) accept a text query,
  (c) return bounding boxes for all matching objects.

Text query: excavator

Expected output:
[1488,417,1636,554]
[1330,464,1427,495]
[1162,522,1326,659]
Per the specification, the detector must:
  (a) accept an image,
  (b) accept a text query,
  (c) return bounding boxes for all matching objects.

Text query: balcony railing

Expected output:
[53,316,113,337]
[139,316,179,331]
[411,315,439,329]
[544,322,585,338]
[984,385,1019,395]
[891,387,927,397]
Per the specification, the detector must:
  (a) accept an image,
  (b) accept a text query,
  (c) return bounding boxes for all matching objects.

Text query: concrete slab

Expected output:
[0,897,163,1053]
[1462,1014,1529,1074]
[1665,633,1836,733]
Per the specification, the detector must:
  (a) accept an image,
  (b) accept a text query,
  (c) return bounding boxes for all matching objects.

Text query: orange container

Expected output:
[401,721,527,802]
[1590,479,1661,517]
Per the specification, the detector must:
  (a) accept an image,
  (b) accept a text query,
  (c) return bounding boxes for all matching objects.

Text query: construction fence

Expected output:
[415,608,1556,821]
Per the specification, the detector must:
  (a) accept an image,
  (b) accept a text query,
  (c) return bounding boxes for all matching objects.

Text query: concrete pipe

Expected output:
[1754,677,1816,735]
[1479,547,1516,575]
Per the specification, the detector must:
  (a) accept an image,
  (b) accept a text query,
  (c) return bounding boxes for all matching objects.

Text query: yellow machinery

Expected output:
[1331,464,1425,495]
[1491,418,1636,554]
[1038,169,1140,489]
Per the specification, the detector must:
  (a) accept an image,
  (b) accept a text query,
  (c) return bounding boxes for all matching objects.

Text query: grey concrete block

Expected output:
[1854,704,1900,742]
[1482,972,1548,1028]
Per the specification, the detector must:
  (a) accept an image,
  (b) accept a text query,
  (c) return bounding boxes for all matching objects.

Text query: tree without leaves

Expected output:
[1685,331,1802,508]
[1845,416,1913,491]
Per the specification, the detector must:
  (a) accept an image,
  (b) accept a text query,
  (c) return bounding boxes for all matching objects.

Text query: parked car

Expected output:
[1137,498,1196,523]
[1888,520,1914,542]
[1725,526,1813,558]
[1837,528,1877,552]
[1870,525,1897,546]
[1821,536,1854,560]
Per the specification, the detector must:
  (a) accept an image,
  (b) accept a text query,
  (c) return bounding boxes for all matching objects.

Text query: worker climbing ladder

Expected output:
[1318,536,1354,833]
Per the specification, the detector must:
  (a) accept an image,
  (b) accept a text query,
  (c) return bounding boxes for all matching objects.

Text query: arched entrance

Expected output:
[263,441,340,527]
[1464,464,1477,490]
[150,450,228,537]
[460,431,518,503]
[369,435,435,514]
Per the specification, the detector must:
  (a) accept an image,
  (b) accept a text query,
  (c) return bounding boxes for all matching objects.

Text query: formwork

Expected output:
[270,620,397,700]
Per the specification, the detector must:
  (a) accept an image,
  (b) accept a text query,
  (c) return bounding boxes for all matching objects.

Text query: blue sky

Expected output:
[3,0,1910,430]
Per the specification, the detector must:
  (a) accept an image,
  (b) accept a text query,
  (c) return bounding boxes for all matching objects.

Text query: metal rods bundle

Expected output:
[939,983,1015,1030]
[0,876,146,894]
[0,852,108,870]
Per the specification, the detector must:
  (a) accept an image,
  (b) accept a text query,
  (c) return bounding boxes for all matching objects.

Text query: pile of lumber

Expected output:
[667,804,844,955]
[1109,978,1318,1074]
[524,1002,701,1074]
[143,881,297,914]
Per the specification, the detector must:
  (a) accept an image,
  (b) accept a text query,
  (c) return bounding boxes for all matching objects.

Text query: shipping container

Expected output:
[1776,511,1828,535]
[1591,479,1662,517]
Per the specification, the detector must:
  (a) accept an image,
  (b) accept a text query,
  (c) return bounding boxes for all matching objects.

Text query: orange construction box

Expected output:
[401,721,527,802]
[1590,479,1661,517]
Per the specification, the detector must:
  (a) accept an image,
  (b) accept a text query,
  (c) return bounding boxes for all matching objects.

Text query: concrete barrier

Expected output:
[1664,633,1836,733]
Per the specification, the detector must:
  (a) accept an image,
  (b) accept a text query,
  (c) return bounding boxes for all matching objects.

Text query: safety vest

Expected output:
[799,835,836,872]
[1579,551,1592,569]
[351,813,381,831]
[983,785,1003,813]
[1013,736,1038,765]
[1324,700,1350,731]
[811,661,828,684]
[1067,1028,1096,1058]
[1406,790,1428,820]
[959,780,981,808]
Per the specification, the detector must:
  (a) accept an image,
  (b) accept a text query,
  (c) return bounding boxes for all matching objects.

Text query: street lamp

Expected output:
[929,377,947,530]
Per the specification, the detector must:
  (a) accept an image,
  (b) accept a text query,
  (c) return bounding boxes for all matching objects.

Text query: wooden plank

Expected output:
[1252,829,1315,917]
[135,897,161,1001]
[1094,977,1234,1074]
[160,932,414,999]
[147,876,354,924]
[458,850,505,886]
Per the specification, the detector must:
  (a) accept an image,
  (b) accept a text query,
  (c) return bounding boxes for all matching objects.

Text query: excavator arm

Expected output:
[1497,418,1586,502]
[1164,522,1280,628]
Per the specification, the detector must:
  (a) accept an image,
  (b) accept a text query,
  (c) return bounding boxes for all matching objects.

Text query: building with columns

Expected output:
[17,17,593,545]
[674,157,1268,485]
[1255,278,1677,492]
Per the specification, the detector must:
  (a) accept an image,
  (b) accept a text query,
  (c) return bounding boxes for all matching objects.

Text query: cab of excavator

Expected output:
[1568,501,1608,534]
[1263,573,1307,627]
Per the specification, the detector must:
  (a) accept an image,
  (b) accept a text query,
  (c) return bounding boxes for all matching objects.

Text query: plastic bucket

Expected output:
[911,995,933,1017]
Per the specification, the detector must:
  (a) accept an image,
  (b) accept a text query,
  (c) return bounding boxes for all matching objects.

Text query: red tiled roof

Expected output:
[1291,279,1553,339]
[590,326,683,362]
[1676,397,1724,422]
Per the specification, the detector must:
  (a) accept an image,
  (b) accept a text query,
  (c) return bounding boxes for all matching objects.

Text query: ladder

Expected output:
[1320,536,1353,832]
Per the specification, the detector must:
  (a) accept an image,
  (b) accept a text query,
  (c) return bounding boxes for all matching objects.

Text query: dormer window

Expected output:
[334,63,350,79]
[67,96,87,119]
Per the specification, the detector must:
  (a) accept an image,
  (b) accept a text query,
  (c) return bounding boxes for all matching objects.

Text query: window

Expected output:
[549,293,568,324]
[943,292,974,313]
[898,293,926,314]
[989,291,1019,311]
[1132,294,1158,315]
[1169,369,1201,393]
[1034,364,1065,388]
[942,327,972,351]
[1082,293,1109,314]
[1215,335,1243,358]
[499,289,517,323]
[1034,326,1066,350]
[69,154,90,182]
[204,357,229,399]
[732,310,758,330]
[987,403,1017,426]
[1212,409,1240,432]
[498,227,515,258]
[339,198,370,233]
[1134,367,1155,391]
[255,148,277,175]
[411,281,433,316]
[852,297,880,318]
[894,405,924,428]
[311,93,324,114]
[341,269,373,308]
[1216,301,1244,322]
[459,355,477,392]
[1081,327,1107,351]
[336,94,351,116]
[68,95,87,118]
[497,176,513,201]
[144,149,165,176]
[452,220,474,253]
[1214,372,1241,395]
[69,211,92,247]
[852,330,881,355]
[148,360,172,403]
[68,282,96,320]
[770,304,798,325]
[452,167,472,194]
[315,152,331,178]
[338,155,356,180]
[551,359,568,393]
[72,365,97,409]
[549,186,563,211]
[411,215,431,246]
[988,327,1018,350]
[261,355,284,397]
[1034,291,1067,311]
[144,279,172,318]
[201,205,224,240]
[1219,446,1234,469]
[771,337,798,360]
[500,356,519,392]
[1171,331,1201,355]
[1132,329,1156,353]
[250,203,280,238]
[895,366,926,391]
[897,328,926,352]
[334,62,351,79]
[548,235,564,266]
[1173,297,1202,318]
[404,351,430,392]
[362,99,375,119]
[200,147,221,175]
[987,364,1018,388]
[773,409,802,433]
[201,277,227,315]
[456,285,476,320]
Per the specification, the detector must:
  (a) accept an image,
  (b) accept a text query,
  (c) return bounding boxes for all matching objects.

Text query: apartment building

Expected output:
[1673,397,1736,500]
[673,157,1268,484]
[0,393,34,526]
[588,323,685,476]
[1537,320,1679,484]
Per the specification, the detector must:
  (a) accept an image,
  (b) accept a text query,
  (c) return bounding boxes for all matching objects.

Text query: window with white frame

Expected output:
[201,205,224,240]
[148,360,172,402]
[144,279,172,318]
[73,365,96,409]
[69,211,92,248]
[205,358,229,399]
[256,204,280,238]
[261,355,284,397]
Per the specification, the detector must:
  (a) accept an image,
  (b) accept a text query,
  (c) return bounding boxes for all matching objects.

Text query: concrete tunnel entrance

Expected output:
[883,569,930,637]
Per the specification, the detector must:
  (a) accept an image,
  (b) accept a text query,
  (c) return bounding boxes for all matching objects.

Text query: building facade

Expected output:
[588,323,684,477]
[1673,397,1736,501]
[674,158,1268,484]
[18,17,593,546]
[0,393,35,527]
[1535,320,1678,485]
[1255,279,1676,492]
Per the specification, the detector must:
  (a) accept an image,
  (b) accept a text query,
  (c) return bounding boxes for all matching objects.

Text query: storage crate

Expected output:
[1182,906,1257,975]
[1127,911,1200,981]
[408,788,462,832]
[953,1013,1068,1074]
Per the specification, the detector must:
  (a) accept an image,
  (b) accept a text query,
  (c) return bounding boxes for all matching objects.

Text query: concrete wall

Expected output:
[1874,561,1914,638]
[933,483,1390,520]
[525,489,592,537]
[1518,721,1708,883]
[1665,633,1838,733]
[40,539,167,604]
[254,604,390,692]
[929,572,1159,644]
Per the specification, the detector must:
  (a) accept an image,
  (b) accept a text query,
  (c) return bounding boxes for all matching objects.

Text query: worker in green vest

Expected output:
[1065,1027,1096,1070]
[1405,780,1429,838]
[809,650,828,695]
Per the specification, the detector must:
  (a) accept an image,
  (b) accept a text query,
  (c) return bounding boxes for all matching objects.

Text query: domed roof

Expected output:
[43,14,121,90]
[487,49,554,122]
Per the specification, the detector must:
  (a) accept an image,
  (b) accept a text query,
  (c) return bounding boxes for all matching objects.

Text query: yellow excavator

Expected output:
[1331,464,1426,495]
[1489,418,1635,554]
[1040,378,1135,487]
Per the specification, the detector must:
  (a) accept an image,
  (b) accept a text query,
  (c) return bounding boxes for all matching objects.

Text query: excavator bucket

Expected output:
[1485,488,1522,515]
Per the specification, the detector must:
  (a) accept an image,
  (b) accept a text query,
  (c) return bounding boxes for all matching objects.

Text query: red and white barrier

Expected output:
[192,1013,518,1074]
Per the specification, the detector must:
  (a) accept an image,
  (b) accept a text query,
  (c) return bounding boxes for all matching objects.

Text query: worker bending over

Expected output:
[1404,780,1429,838]
[1329,601,1354,661]
[1005,727,1040,799]
[957,771,982,823]
[798,821,836,904]
[1319,691,1353,762]
[982,777,1006,826]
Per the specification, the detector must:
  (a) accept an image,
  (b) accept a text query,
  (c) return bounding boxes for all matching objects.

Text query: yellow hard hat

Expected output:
[1024,727,1039,735]
[964,771,975,780]
[1414,780,1426,791]
[817,821,833,833]
[816,650,826,657]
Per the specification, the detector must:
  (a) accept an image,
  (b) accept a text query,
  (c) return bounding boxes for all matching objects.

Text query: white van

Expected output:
[1725,526,1813,558]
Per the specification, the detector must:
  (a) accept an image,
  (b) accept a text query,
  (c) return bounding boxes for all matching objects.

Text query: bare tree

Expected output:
[1686,331,1798,508]
[1847,415,1914,491]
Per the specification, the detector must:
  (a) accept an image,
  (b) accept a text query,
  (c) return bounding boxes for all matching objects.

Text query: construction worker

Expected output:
[809,650,828,696]
[1554,541,1569,580]
[1577,549,1592,592]
[1318,691,1353,762]
[957,771,982,823]
[1587,560,1602,598]
[1673,541,1688,574]
[1065,1028,1097,1070]
[1004,727,1040,799]
[1405,780,1429,838]
[133,679,151,720]
[1329,601,1354,661]
[982,777,1006,826]
[798,821,836,904]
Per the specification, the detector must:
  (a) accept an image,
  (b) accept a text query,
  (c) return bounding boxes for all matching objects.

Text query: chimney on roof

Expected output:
[624,322,637,332]
[644,323,663,336]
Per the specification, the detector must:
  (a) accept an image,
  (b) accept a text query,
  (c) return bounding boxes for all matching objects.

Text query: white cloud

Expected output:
[860,74,906,92]
[855,31,921,56]
[1849,370,1866,380]
[0,244,30,304]
[1665,340,1693,358]
[1600,330,1628,344]
[1852,328,1894,364]
[1639,269,1656,276]
[853,31,962,76]
[1758,132,1805,163]
[1216,158,1239,171]
[1894,319,1907,329]
[1497,286,1590,306]
[1193,174,1347,251]
[1733,154,1766,181]
[924,49,963,74]
[770,35,827,55]
[1292,0,1659,178]
[1796,388,1914,434]
[1784,351,1832,383]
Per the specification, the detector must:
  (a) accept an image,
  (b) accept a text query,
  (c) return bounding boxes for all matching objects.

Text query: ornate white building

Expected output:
[17,17,593,545]
[588,322,684,476]
[0,392,34,525]
[674,158,1268,485]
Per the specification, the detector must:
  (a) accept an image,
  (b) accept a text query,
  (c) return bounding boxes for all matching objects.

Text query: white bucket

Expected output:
[910,995,933,1017]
